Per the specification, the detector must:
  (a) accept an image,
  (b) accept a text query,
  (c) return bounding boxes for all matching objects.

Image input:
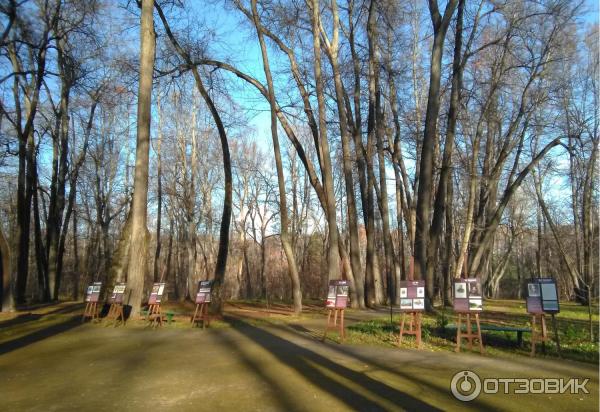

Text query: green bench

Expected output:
[446,324,531,346]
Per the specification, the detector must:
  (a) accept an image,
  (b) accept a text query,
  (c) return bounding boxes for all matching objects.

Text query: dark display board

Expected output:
[453,278,483,312]
[195,280,213,304]
[399,280,425,311]
[85,282,102,303]
[326,280,349,309]
[526,278,560,314]
[110,283,127,303]
[148,282,166,304]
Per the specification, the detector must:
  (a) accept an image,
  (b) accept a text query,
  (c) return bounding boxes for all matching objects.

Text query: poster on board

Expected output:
[398,280,426,312]
[325,280,349,309]
[526,278,560,314]
[110,283,126,304]
[85,282,102,303]
[195,280,213,304]
[148,282,166,304]
[453,278,483,312]
[526,278,559,314]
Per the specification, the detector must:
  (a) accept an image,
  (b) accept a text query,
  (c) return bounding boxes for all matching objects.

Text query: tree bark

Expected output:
[426,0,464,300]
[317,0,364,307]
[126,0,156,317]
[414,0,458,305]
[153,96,163,282]
[0,224,13,311]
[310,0,341,282]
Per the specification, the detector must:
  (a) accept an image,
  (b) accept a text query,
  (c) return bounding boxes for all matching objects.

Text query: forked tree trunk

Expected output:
[414,0,458,305]
[310,0,341,282]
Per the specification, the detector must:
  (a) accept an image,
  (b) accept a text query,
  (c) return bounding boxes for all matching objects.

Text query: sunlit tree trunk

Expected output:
[126,0,156,317]
[310,0,341,282]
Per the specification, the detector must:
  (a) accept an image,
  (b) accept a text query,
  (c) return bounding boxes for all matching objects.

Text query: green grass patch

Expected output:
[347,311,599,363]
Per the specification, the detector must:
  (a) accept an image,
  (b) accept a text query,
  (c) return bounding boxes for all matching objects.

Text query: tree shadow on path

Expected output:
[0,315,81,356]
[224,316,443,411]
[0,303,84,329]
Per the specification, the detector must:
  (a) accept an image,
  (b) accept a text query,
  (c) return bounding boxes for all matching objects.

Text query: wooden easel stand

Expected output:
[82,302,99,323]
[147,303,162,328]
[322,308,345,342]
[106,303,125,326]
[191,303,211,328]
[398,311,422,349]
[456,312,484,354]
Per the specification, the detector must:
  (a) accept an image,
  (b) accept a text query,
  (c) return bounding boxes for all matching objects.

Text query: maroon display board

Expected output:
[453,278,483,312]
[526,278,559,314]
[148,282,166,304]
[398,280,425,311]
[85,282,102,303]
[195,280,213,304]
[110,283,127,304]
[325,280,349,309]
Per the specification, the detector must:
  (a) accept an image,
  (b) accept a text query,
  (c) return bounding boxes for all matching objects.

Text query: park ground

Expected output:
[0,300,598,411]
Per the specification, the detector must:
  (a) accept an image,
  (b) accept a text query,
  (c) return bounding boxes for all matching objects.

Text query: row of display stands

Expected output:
[83,276,560,357]
[82,280,215,328]
[323,277,561,357]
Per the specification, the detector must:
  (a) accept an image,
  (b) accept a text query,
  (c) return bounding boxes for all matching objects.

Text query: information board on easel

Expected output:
[106,283,127,326]
[453,278,485,354]
[397,280,425,348]
[82,282,102,323]
[191,280,213,328]
[147,282,166,327]
[322,280,348,342]
[526,277,560,356]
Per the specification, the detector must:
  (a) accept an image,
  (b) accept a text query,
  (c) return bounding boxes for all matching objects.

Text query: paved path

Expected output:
[0,305,597,411]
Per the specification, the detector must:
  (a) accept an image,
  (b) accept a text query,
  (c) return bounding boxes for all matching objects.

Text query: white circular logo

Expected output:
[451,370,482,401]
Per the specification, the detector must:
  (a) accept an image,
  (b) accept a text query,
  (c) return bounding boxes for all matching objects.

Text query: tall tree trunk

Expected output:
[414,0,457,305]
[153,96,163,282]
[426,0,464,303]
[47,42,72,300]
[443,175,454,305]
[72,207,79,300]
[310,0,341,282]
[9,29,49,304]
[376,97,396,305]
[126,0,156,317]
[31,151,48,301]
[319,0,364,308]
[348,0,370,306]
[15,134,30,304]
[365,0,385,306]
[252,0,302,314]
[0,224,13,311]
